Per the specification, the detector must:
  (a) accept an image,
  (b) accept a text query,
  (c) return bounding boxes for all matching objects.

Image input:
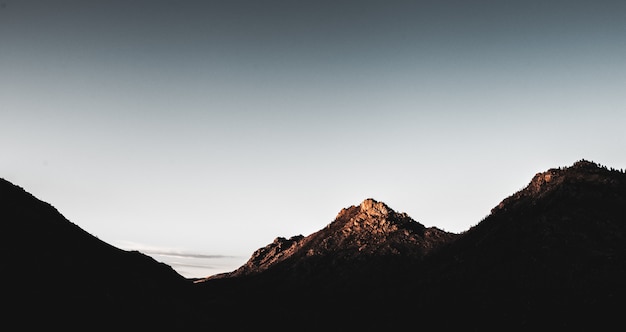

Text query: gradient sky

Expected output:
[2,0,625,278]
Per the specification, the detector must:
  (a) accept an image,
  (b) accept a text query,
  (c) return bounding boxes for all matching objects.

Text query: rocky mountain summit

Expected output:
[204,198,456,280]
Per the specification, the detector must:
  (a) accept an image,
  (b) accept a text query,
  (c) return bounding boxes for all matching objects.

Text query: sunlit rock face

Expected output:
[206,198,457,279]
[326,198,452,255]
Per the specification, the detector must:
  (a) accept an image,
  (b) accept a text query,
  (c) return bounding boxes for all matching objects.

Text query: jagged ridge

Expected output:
[491,159,625,214]
[197,159,626,329]
[205,198,457,280]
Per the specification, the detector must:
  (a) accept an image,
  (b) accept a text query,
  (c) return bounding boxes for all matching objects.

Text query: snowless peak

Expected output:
[359,198,391,216]
[572,159,599,169]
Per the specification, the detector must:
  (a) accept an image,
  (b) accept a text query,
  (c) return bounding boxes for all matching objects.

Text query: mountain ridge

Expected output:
[3,159,626,329]
[199,159,626,286]
[195,159,626,329]
[201,197,457,281]
[492,159,622,214]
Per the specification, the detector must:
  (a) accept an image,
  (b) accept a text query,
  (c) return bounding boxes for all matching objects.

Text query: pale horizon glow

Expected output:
[2,1,625,278]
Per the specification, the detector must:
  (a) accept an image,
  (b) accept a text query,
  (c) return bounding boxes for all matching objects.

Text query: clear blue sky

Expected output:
[2,0,625,278]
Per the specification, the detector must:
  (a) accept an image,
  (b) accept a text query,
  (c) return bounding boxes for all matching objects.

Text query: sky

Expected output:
[2,0,625,278]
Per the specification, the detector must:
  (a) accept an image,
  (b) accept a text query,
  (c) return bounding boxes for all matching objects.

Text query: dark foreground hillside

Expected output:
[411,160,626,329]
[3,160,626,330]
[0,178,196,329]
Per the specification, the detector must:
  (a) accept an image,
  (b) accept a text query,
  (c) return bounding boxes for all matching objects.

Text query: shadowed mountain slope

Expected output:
[432,159,626,283]
[413,159,626,329]
[1,178,194,329]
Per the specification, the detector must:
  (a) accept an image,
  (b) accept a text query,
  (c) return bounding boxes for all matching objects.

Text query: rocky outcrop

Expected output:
[317,198,454,257]
[203,198,457,280]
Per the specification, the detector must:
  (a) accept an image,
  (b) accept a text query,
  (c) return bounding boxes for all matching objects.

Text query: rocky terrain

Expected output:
[204,198,457,280]
[3,159,626,330]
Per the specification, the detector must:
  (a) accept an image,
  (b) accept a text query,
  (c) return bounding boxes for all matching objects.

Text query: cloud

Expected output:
[113,240,246,278]
[164,261,220,269]
[138,250,235,260]
[113,240,239,259]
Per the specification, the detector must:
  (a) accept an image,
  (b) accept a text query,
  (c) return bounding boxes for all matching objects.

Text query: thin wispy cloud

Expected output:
[113,240,246,278]
[164,261,221,270]
[114,240,238,259]
[139,250,236,260]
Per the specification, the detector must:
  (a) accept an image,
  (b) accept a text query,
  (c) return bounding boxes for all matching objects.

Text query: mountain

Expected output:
[203,198,456,280]
[0,178,194,329]
[196,160,626,330]
[415,159,626,329]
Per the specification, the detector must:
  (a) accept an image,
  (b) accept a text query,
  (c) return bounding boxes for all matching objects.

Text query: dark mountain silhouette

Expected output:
[4,159,626,330]
[0,178,194,329]
[414,159,626,329]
